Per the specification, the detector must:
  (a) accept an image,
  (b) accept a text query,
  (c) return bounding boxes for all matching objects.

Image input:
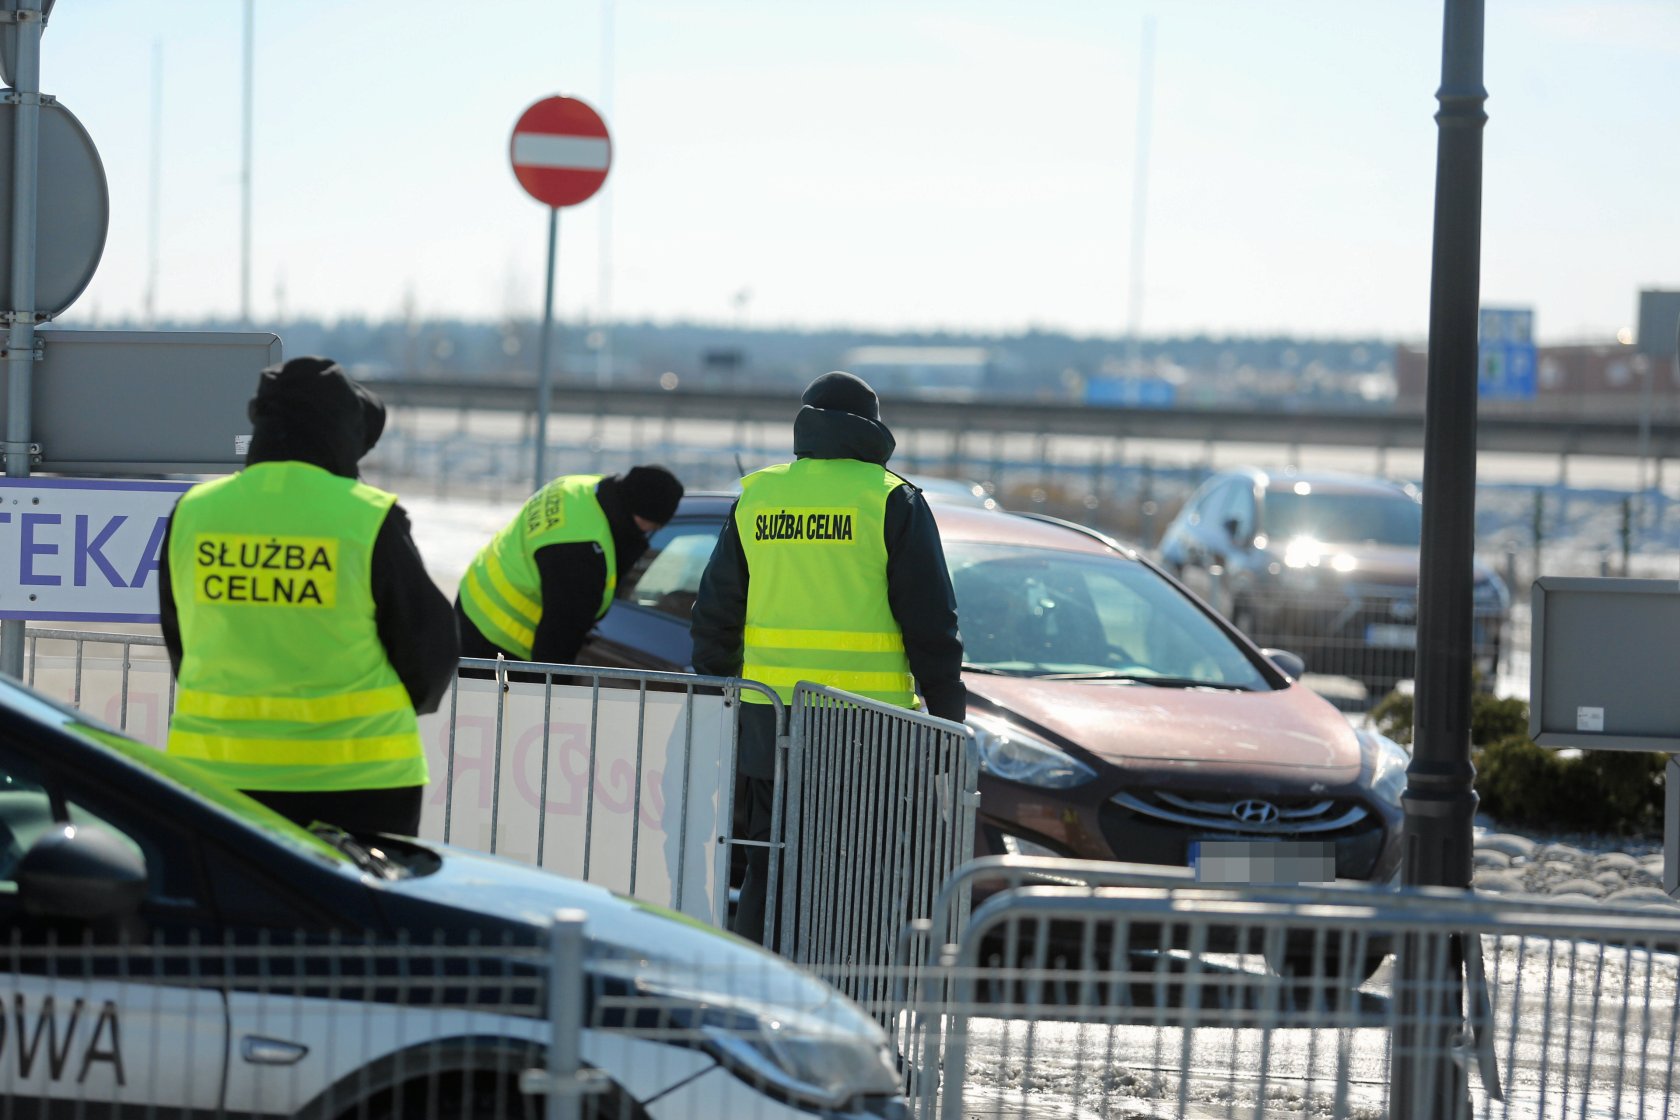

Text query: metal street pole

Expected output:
[533,206,559,490]
[1123,16,1154,376]
[1639,360,1653,527]
[596,0,614,389]
[240,0,253,327]
[1,0,43,680]
[1394,0,1484,1116]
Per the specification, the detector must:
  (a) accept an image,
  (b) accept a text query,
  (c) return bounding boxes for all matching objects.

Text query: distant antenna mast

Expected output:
[1124,16,1155,375]
[596,0,615,387]
[144,39,162,326]
[240,0,254,326]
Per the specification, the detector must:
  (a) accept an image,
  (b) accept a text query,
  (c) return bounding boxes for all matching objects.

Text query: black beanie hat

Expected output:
[801,370,880,421]
[618,465,684,525]
[246,355,386,477]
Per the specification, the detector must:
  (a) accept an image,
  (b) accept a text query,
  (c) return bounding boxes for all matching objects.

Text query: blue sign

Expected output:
[0,478,193,621]
[1086,376,1177,409]
[1478,307,1538,401]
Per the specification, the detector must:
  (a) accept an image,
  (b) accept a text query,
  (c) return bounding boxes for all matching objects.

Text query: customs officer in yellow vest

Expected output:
[691,371,966,943]
[160,357,459,837]
[455,466,684,667]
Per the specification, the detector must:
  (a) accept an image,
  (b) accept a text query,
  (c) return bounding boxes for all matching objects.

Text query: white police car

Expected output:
[0,675,906,1118]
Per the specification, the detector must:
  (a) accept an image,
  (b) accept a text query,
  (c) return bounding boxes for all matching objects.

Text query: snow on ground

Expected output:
[401,492,521,592]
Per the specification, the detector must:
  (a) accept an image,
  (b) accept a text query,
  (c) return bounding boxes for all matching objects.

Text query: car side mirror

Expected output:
[1262,648,1307,680]
[16,824,147,921]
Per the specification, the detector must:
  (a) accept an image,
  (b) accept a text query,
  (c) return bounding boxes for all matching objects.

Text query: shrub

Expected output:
[1368,687,1664,838]
[1370,690,1413,747]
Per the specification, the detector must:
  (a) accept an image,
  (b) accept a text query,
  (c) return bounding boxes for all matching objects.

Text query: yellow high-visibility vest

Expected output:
[735,459,915,707]
[165,461,426,792]
[457,474,616,661]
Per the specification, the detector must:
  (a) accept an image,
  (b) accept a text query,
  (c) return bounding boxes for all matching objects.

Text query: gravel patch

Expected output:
[1474,819,1673,909]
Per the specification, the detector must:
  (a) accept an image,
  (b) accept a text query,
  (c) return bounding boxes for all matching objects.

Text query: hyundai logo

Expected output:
[1231,799,1280,825]
[1391,597,1417,622]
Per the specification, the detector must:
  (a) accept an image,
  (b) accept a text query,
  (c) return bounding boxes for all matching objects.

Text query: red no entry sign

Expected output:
[509,95,612,208]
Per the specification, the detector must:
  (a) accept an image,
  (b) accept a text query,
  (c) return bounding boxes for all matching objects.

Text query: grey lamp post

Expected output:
[1393,0,1485,1116]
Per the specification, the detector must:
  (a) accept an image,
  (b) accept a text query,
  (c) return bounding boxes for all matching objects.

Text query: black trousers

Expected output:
[731,704,782,946]
[242,785,424,838]
[731,773,777,945]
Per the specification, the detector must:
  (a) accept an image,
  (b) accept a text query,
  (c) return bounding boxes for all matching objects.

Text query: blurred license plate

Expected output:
[1190,840,1335,885]
[1365,623,1417,648]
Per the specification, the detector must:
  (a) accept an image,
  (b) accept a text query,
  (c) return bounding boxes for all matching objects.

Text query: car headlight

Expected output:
[968,711,1097,789]
[593,963,901,1110]
[703,1009,901,1108]
[1363,730,1410,809]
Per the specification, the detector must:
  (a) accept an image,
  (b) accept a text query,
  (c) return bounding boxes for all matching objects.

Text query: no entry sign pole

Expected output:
[509,95,612,490]
[534,207,559,490]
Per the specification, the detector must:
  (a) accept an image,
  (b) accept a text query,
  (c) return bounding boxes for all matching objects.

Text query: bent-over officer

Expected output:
[455,466,684,666]
[160,356,459,837]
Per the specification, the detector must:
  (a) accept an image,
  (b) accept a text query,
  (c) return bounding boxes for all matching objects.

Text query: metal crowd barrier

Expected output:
[16,629,775,928]
[428,656,778,926]
[777,682,981,1032]
[898,856,1680,1120]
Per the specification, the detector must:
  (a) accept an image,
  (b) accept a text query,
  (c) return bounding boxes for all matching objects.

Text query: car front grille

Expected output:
[1100,789,1389,880]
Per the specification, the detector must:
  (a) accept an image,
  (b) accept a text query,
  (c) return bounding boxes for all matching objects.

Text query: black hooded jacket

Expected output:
[454,475,652,665]
[157,360,459,717]
[689,399,967,741]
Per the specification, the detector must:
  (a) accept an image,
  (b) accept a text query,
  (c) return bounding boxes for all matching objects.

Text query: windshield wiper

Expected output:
[961,663,1023,676]
[1034,671,1252,690]
[310,824,407,880]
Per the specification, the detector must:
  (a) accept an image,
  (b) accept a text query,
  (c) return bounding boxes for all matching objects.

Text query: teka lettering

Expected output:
[0,511,172,591]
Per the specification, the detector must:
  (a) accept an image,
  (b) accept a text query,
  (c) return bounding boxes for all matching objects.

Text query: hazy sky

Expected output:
[33,1,1680,343]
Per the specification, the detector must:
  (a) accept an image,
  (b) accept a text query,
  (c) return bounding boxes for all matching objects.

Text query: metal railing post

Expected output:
[541,909,587,1120]
[0,0,45,681]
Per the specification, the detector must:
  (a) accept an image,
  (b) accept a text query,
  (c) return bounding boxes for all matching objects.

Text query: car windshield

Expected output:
[1264,490,1422,547]
[946,542,1270,688]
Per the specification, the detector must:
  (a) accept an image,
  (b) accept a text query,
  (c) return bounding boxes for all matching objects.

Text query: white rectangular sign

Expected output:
[0,478,193,621]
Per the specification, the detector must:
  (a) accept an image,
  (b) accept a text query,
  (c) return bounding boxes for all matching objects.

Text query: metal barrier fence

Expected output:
[16,631,979,957]
[778,685,981,1005]
[897,855,1680,1120]
[14,872,1680,1120]
[19,626,1680,1119]
[428,657,774,926]
[16,629,770,925]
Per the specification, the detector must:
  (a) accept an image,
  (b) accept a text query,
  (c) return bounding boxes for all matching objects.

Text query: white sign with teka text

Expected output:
[0,478,194,622]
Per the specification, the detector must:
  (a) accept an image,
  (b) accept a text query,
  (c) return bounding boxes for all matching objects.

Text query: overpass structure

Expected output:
[368,377,1680,462]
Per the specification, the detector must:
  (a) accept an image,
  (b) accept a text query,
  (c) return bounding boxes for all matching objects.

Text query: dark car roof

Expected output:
[670,491,1126,558]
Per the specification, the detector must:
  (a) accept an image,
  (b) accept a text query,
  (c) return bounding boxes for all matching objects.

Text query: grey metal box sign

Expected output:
[1529,576,1680,751]
[4,329,278,475]
[1638,289,1680,359]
